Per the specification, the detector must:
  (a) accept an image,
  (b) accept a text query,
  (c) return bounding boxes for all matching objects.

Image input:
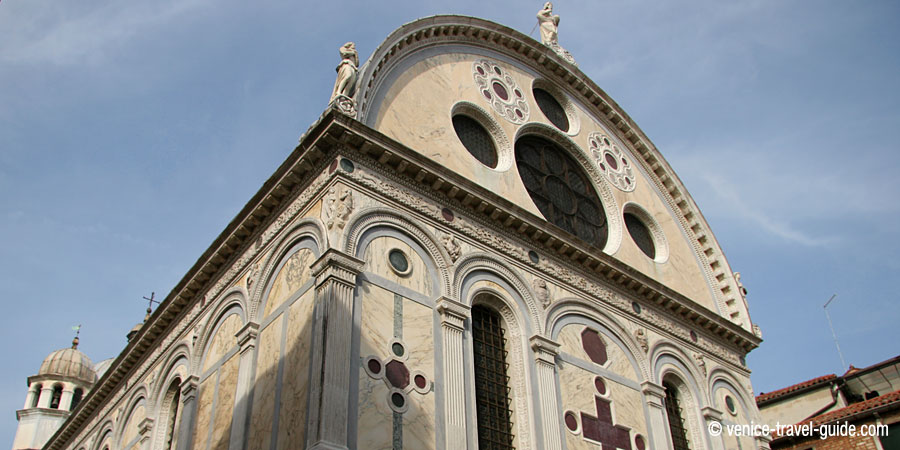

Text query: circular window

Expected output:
[624,212,655,259]
[725,395,737,415]
[533,88,569,132]
[388,249,410,275]
[515,135,608,249]
[391,342,405,357]
[453,115,498,168]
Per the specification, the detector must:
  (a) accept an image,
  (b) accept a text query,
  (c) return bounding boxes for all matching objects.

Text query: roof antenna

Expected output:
[823,294,847,372]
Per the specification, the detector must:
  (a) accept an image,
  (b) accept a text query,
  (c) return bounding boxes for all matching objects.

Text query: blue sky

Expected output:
[2,0,899,444]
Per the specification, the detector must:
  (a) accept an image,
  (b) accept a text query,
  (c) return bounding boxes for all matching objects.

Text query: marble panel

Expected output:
[203,313,243,373]
[358,282,394,363]
[192,380,214,450]
[247,318,283,450]
[558,323,639,382]
[363,236,431,296]
[209,355,239,450]
[276,289,315,450]
[119,404,145,449]
[356,373,392,449]
[264,248,314,319]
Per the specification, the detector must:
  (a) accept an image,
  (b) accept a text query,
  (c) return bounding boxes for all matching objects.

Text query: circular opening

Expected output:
[533,87,569,132]
[725,395,737,415]
[441,208,454,221]
[391,392,405,408]
[340,158,355,173]
[635,434,646,450]
[452,115,498,169]
[564,411,578,432]
[528,250,539,264]
[414,374,427,389]
[391,342,405,357]
[492,82,509,101]
[515,135,608,249]
[632,302,642,314]
[624,212,656,259]
[388,249,410,275]
[367,359,382,375]
[690,331,698,343]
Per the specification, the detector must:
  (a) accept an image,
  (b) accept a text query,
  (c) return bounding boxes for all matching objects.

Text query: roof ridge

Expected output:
[756,374,837,404]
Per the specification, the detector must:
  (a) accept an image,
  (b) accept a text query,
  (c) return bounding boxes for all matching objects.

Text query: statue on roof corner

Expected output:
[330,42,359,117]
[536,2,577,66]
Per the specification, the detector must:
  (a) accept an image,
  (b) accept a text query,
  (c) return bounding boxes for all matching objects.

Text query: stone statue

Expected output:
[331,42,358,102]
[537,2,559,47]
[323,186,354,230]
[634,328,649,354]
[532,277,551,308]
[440,232,462,263]
[535,2,577,66]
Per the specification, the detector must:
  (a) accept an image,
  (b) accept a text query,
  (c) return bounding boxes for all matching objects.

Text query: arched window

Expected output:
[50,384,63,409]
[31,384,42,408]
[663,381,691,450]
[471,305,515,450]
[71,388,84,410]
[163,379,182,450]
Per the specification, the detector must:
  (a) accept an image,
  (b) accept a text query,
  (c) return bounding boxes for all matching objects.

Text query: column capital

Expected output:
[236,321,260,352]
[529,335,560,364]
[702,406,724,422]
[436,297,469,331]
[138,417,155,436]
[180,375,200,399]
[311,249,364,287]
[641,381,666,400]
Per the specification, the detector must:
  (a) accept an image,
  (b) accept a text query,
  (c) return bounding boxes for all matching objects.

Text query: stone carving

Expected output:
[284,250,311,290]
[330,42,359,116]
[440,232,462,263]
[536,2,577,66]
[694,353,707,377]
[323,186,353,229]
[634,327,649,354]
[734,272,748,298]
[533,277,551,308]
[589,132,636,192]
[245,263,259,291]
[473,59,529,124]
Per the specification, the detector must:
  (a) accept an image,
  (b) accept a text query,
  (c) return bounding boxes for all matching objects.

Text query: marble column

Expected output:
[702,406,725,450]
[436,297,470,450]
[307,249,364,450]
[38,385,53,408]
[530,335,563,450]
[229,322,259,450]
[23,383,39,409]
[642,381,670,450]
[60,384,74,411]
[138,418,155,450]
[175,375,200,450]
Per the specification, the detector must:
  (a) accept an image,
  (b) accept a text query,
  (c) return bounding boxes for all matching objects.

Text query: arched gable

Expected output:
[344,207,451,297]
[195,301,246,374]
[249,219,325,321]
[453,253,541,335]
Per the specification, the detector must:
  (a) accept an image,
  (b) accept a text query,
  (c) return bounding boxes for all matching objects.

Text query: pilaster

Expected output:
[229,322,260,450]
[138,417,154,450]
[436,297,470,450]
[530,335,563,450]
[642,381,669,450]
[175,375,199,450]
[307,249,363,450]
[702,406,725,450]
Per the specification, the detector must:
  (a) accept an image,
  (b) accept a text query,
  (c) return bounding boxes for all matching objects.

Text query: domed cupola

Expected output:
[38,338,97,385]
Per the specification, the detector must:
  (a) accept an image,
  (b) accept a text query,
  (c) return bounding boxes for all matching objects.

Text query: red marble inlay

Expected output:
[477,66,485,75]
[581,328,608,365]
[442,208,455,221]
[594,377,607,395]
[635,434,646,450]
[482,90,492,100]
[385,360,410,389]
[493,82,509,101]
[414,374,427,389]
[565,411,578,431]
[580,396,632,449]
[367,359,382,374]
[604,153,619,171]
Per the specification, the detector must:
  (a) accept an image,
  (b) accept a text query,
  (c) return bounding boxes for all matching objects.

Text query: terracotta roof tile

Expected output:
[772,389,900,439]
[756,374,836,404]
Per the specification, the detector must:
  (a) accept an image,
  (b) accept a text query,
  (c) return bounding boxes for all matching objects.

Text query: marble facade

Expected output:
[41,13,766,450]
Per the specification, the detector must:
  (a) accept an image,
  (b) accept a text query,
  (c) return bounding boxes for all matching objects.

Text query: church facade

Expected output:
[26,12,766,450]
